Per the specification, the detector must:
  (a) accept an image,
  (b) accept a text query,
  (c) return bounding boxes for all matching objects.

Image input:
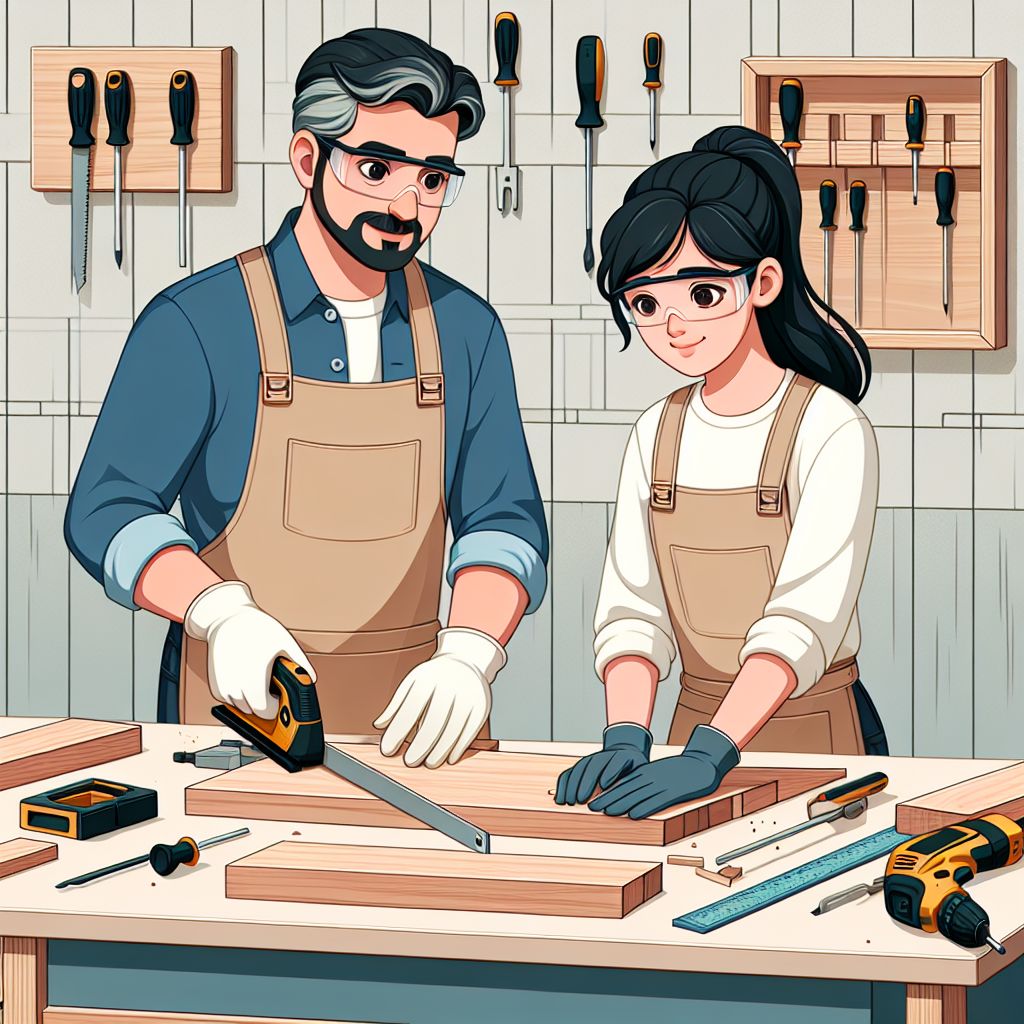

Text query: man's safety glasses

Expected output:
[615,264,761,326]
[322,137,466,209]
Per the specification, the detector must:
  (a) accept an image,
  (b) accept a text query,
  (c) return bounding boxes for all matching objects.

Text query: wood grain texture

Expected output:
[0,838,57,879]
[31,47,233,192]
[0,718,142,792]
[2,936,47,1024]
[896,761,1024,834]
[905,983,967,1024]
[226,841,662,919]
[666,855,704,868]
[695,865,743,887]
[43,1010,381,1024]
[186,745,844,846]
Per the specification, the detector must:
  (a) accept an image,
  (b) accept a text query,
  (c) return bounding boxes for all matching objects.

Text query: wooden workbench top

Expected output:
[0,717,1020,989]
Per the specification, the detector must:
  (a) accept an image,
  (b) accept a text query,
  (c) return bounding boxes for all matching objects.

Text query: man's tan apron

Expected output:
[649,374,865,755]
[179,246,464,733]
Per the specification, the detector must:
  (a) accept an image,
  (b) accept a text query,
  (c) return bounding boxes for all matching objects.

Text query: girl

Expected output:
[555,125,887,821]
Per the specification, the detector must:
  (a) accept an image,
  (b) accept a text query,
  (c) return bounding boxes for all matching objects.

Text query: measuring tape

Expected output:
[674,827,905,934]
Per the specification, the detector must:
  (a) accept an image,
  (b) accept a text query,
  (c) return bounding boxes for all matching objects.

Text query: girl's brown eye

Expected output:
[690,283,726,308]
[632,295,659,318]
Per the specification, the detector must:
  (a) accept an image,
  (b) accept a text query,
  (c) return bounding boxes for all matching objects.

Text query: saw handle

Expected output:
[68,67,96,148]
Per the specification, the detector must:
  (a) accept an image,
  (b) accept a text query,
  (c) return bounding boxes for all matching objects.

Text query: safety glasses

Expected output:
[615,264,761,326]
[321,137,465,209]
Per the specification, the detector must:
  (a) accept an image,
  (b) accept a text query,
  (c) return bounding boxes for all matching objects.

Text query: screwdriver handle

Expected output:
[149,836,200,877]
[575,35,605,130]
[935,166,956,226]
[67,67,96,148]
[643,32,663,89]
[818,179,837,230]
[493,12,520,88]
[849,180,866,232]
[169,69,196,147]
[905,94,925,150]
[104,70,131,147]
[779,78,803,154]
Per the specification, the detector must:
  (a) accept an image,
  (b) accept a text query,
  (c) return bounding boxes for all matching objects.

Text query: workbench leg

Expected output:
[906,983,967,1024]
[1,938,47,1024]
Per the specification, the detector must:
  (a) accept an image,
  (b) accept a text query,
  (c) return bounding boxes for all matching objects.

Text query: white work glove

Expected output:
[374,626,507,769]
[184,580,316,719]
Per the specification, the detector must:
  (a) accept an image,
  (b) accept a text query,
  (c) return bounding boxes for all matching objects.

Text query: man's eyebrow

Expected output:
[361,141,409,157]
[424,156,459,170]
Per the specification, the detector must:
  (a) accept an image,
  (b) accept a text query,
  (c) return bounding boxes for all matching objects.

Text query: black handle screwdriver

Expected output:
[818,179,837,307]
[779,78,803,167]
[493,11,521,214]
[849,180,866,327]
[905,95,925,205]
[169,69,196,268]
[104,70,131,268]
[575,35,605,272]
[643,32,663,151]
[935,166,956,316]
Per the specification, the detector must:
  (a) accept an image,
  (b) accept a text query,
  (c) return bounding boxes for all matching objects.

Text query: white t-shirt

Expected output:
[325,289,387,384]
[593,368,880,698]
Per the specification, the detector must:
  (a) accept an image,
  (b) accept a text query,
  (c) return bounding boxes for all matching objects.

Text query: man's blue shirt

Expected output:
[65,208,548,614]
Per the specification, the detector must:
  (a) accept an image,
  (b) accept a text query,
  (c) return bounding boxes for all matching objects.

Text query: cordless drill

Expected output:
[884,813,1024,953]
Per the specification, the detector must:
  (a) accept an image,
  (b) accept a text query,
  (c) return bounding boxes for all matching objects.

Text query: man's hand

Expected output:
[554,723,653,805]
[587,724,740,820]
[184,580,316,719]
[374,627,506,768]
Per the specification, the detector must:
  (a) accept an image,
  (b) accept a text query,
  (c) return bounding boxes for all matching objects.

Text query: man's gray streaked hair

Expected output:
[293,28,484,142]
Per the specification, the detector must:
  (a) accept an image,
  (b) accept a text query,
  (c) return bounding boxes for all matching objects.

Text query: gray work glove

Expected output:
[553,723,653,806]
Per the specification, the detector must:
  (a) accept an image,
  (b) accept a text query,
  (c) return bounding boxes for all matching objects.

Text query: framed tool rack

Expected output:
[742,58,1007,350]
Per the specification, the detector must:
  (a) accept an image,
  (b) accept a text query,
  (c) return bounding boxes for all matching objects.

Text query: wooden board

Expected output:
[896,761,1024,835]
[0,719,142,793]
[186,744,844,846]
[44,1011,376,1024]
[226,841,662,919]
[31,47,233,193]
[0,838,57,879]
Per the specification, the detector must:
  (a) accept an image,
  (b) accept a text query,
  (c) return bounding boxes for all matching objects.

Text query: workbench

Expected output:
[0,718,1021,1024]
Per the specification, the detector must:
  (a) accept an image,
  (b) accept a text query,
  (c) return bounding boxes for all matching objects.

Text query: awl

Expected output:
[68,67,96,292]
[169,69,196,268]
[575,35,605,272]
[493,11,521,214]
[643,32,663,151]
[849,179,866,327]
[818,179,837,307]
[935,166,955,316]
[104,70,131,268]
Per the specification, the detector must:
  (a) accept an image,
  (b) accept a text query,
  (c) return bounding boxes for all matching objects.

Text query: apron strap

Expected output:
[756,374,819,516]
[236,246,293,406]
[650,385,697,513]
[402,259,445,407]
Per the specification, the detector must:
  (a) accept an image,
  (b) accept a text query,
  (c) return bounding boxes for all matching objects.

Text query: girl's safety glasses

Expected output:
[615,264,760,326]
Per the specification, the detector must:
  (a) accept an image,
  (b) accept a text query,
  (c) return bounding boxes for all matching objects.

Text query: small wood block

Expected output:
[948,141,982,167]
[695,865,743,887]
[0,719,142,793]
[843,113,874,140]
[666,855,704,868]
[0,838,58,879]
[789,139,831,165]
[834,139,873,165]
[883,112,951,143]
[896,762,1024,835]
[876,141,947,167]
[226,842,662,919]
[954,113,981,140]
[769,112,831,139]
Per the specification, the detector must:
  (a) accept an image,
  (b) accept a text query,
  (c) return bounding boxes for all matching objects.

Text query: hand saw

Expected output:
[67,67,96,292]
[212,658,491,854]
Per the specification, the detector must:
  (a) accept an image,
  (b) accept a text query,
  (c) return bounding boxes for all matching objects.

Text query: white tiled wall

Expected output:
[1,0,1021,757]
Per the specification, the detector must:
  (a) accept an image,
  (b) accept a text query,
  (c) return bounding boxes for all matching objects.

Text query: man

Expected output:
[65,29,548,770]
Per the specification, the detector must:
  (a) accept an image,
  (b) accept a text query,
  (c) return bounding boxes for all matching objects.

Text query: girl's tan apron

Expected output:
[649,374,864,755]
[178,246,466,734]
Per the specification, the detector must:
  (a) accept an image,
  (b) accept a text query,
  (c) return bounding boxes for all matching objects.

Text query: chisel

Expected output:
[643,32,663,151]
[818,179,837,307]
[493,11,521,214]
[849,179,866,326]
[575,35,605,272]
[935,166,956,316]
[779,78,803,167]
[905,94,925,206]
[104,70,131,269]
[68,67,96,293]
[169,69,196,268]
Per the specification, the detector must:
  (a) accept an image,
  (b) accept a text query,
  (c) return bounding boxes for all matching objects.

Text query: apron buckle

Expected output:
[263,373,292,405]
[417,373,445,406]
[758,486,783,515]
[650,482,676,511]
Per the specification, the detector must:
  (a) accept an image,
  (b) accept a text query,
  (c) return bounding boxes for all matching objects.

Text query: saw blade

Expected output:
[71,147,91,292]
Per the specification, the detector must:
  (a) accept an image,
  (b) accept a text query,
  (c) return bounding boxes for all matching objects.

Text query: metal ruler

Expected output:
[673,827,905,934]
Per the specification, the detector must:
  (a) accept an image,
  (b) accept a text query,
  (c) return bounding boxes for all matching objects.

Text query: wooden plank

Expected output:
[186,745,844,847]
[896,762,1024,834]
[0,719,142,792]
[226,841,662,919]
[0,839,57,879]
[2,937,47,1024]
[906,983,967,1024]
[44,1010,379,1024]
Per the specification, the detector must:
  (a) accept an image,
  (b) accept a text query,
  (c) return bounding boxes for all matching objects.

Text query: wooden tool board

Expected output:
[895,761,1024,834]
[186,744,844,846]
[226,841,662,918]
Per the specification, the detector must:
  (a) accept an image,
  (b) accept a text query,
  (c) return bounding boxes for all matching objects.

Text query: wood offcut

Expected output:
[896,762,1024,835]
[0,838,58,879]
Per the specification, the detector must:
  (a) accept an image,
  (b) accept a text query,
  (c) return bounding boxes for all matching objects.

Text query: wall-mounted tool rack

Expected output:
[30,46,233,193]
[742,58,1006,350]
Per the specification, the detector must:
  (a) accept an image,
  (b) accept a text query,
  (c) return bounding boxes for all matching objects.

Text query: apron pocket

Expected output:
[284,438,420,541]
[669,544,775,640]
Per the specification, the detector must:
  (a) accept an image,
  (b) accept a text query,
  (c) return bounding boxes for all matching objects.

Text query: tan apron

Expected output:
[649,374,864,755]
[179,246,468,734]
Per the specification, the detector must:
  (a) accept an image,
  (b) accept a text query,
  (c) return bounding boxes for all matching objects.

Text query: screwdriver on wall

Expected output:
[935,166,956,316]
[493,11,521,214]
[575,34,605,272]
[643,32,663,151]
[779,78,803,166]
[169,69,196,268]
[104,70,130,268]
[849,180,866,327]
[905,94,925,205]
[818,179,837,307]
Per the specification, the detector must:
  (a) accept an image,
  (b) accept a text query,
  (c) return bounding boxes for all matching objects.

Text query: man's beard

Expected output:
[311,151,425,272]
